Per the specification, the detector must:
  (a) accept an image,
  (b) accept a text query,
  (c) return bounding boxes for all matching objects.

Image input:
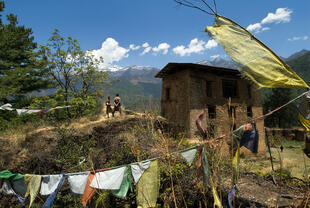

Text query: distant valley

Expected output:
[35,49,310,112]
[105,49,310,111]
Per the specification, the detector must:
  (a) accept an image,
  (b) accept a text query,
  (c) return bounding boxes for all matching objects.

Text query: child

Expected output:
[106,96,112,118]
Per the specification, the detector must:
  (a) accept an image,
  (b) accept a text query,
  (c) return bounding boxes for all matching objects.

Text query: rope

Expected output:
[196,91,308,145]
[254,91,308,122]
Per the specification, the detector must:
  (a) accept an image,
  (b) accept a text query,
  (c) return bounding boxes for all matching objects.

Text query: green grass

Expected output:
[240,141,310,179]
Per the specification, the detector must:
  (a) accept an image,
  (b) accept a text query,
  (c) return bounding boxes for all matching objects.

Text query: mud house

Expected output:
[155,63,266,153]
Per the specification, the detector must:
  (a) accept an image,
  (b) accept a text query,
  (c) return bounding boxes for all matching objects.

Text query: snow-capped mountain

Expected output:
[197,57,238,69]
[108,65,161,84]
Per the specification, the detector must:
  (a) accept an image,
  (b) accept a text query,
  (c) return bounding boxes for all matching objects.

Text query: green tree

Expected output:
[41,29,111,117]
[0,1,51,103]
[263,88,298,128]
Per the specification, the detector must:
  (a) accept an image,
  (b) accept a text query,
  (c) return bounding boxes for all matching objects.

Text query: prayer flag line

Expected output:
[0,104,71,116]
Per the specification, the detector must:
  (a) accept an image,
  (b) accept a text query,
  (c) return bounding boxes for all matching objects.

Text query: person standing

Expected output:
[112,94,122,117]
[106,96,112,118]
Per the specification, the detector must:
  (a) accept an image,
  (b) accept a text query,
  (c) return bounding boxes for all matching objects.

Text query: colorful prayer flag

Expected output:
[24,174,42,208]
[90,166,126,190]
[112,166,133,199]
[297,96,310,131]
[131,161,151,184]
[180,146,198,166]
[137,160,159,208]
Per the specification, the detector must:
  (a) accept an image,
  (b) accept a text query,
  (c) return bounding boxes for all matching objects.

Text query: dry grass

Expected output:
[0,105,132,144]
[240,143,310,179]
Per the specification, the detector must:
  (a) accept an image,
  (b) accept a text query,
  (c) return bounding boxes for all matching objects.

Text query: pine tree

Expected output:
[0,1,51,103]
[263,88,298,128]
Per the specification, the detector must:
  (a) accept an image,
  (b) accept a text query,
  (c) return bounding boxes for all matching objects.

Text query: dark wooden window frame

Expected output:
[206,80,213,98]
[222,79,238,98]
[208,105,216,119]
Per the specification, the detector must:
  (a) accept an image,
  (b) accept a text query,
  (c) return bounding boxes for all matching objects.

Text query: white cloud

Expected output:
[141,46,152,55]
[90,38,129,66]
[142,42,149,48]
[261,8,292,24]
[152,43,170,55]
[247,8,292,33]
[247,23,270,33]
[129,44,140,51]
[210,54,220,60]
[205,39,218,49]
[173,38,217,56]
[247,23,262,33]
[288,36,308,41]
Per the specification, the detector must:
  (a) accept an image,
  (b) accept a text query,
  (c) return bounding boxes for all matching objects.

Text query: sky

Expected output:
[3,0,310,70]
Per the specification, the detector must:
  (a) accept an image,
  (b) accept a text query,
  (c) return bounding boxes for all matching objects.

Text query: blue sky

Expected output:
[3,0,310,69]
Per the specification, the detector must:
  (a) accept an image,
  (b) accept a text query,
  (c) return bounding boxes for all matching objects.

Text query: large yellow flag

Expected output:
[205,15,309,88]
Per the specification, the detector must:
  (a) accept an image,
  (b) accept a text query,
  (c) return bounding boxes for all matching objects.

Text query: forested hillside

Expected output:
[262,50,310,128]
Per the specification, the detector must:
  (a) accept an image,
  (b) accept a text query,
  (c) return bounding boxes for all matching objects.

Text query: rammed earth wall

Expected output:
[157,63,266,154]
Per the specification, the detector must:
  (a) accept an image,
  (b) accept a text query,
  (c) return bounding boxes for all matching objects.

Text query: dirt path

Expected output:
[221,172,309,207]
[30,106,126,135]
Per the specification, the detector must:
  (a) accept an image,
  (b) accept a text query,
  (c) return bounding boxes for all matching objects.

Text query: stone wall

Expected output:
[265,127,310,153]
[265,127,307,141]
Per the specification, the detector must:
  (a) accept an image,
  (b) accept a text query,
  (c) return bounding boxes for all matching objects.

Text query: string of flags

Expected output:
[0,135,256,208]
[0,144,213,208]
[0,93,309,208]
[0,103,71,116]
[1,90,309,207]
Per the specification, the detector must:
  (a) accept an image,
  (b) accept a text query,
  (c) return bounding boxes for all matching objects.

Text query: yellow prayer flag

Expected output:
[298,113,310,131]
[210,177,223,208]
[137,160,160,208]
[205,15,309,88]
[297,96,310,131]
[232,143,240,186]
[24,174,42,208]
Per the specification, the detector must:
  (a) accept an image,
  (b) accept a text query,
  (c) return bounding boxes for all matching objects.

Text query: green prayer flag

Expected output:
[112,166,133,199]
[232,125,244,140]
[0,170,24,181]
[202,147,211,186]
[137,160,159,208]
[205,15,309,88]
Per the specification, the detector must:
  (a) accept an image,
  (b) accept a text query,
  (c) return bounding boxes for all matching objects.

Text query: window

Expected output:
[208,105,216,119]
[209,122,215,138]
[222,79,238,98]
[247,84,252,98]
[206,81,213,97]
[228,106,237,118]
[165,88,170,101]
[247,106,253,117]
